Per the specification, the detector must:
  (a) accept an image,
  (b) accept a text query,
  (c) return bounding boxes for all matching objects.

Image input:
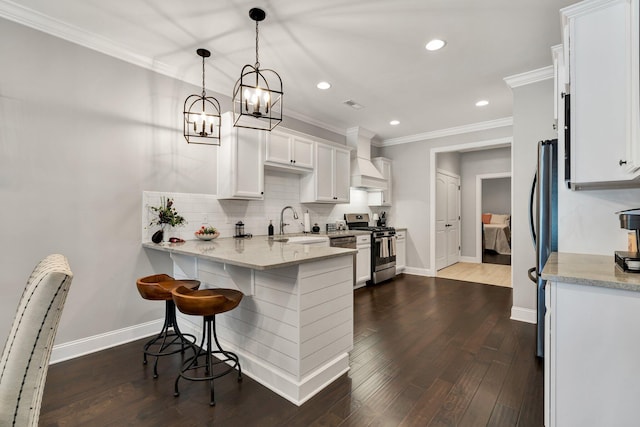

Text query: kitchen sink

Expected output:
[268,236,329,245]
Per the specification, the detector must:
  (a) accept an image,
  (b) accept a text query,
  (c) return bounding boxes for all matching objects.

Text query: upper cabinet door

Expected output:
[292,138,314,169]
[218,112,264,200]
[314,143,335,202]
[234,129,264,198]
[300,142,351,203]
[563,0,640,187]
[265,130,291,165]
[333,147,351,202]
[369,157,392,206]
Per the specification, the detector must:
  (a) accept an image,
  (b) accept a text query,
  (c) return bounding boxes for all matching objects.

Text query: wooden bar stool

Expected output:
[135,274,200,378]
[171,286,243,406]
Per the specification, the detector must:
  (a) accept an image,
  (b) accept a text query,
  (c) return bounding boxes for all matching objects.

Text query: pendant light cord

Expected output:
[255,20,260,69]
[201,54,206,98]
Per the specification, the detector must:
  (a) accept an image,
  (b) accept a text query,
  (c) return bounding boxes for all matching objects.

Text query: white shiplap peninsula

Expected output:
[143,237,356,405]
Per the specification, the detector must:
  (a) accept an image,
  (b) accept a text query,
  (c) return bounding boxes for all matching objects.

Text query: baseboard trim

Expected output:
[50,319,163,364]
[404,267,434,277]
[459,256,481,263]
[511,306,537,324]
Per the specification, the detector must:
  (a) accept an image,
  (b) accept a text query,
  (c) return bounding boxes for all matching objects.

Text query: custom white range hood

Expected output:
[347,127,387,190]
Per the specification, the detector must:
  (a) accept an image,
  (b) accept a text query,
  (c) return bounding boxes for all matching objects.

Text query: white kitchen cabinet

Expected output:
[265,128,314,172]
[300,142,350,203]
[368,157,392,206]
[355,234,371,288]
[562,0,640,187]
[218,112,264,200]
[395,230,406,273]
[546,279,640,426]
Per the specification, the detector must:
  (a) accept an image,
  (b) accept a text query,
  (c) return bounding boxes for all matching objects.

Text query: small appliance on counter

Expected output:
[615,208,640,272]
[234,221,252,239]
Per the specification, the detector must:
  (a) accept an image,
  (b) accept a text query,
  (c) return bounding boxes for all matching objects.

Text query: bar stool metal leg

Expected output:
[142,299,196,378]
[174,315,242,406]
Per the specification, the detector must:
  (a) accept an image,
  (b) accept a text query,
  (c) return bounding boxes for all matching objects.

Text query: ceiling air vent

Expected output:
[343,99,365,110]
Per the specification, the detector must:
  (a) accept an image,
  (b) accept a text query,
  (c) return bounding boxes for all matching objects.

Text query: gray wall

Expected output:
[482,178,512,215]
[459,147,511,257]
[436,151,460,175]
[511,78,556,314]
[380,127,512,273]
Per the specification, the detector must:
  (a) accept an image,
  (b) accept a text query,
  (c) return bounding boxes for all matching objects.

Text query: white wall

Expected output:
[459,147,511,257]
[511,78,556,320]
[0,19,355,357]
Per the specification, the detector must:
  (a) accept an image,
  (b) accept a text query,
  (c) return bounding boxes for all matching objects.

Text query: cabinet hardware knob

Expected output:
[620,160,628,166]
[293,160,296,163]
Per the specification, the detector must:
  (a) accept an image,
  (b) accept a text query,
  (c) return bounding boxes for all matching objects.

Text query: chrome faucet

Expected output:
[280,206,299,235]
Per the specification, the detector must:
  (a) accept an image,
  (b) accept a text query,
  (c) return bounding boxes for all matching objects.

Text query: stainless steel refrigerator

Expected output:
[528,139,558,358]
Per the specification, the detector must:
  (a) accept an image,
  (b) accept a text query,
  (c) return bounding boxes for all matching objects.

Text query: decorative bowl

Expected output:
[195,231,220,241]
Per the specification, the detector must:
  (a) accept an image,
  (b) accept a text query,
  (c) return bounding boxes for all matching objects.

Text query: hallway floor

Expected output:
[438,262,512,288]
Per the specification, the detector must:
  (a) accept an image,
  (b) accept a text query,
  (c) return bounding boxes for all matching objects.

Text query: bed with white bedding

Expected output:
[482,213,511,255]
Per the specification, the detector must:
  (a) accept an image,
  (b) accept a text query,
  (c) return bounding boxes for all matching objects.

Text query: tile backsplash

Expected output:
[142,170,382,242]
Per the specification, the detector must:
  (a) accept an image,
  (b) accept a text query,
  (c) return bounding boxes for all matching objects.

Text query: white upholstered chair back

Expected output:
[0,254,74,427]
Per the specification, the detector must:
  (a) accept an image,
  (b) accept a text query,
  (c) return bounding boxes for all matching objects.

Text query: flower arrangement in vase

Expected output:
[149,197,186,243]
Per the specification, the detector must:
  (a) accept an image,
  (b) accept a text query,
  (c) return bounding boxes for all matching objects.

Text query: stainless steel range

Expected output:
[345,213,396,285]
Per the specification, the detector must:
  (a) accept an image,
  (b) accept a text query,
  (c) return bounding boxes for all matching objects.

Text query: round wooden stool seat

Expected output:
[135,275,201,378]
[171,287,243,317]
[171,286,244,406]
[136,275,200,301]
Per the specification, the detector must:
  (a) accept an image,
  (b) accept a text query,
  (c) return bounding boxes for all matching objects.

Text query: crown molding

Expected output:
[504,65,554,89]
[283,109,346,136]
[381,117,513,147]
[0,0,178,77]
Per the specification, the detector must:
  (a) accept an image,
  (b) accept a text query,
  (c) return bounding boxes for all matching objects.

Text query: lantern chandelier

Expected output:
[232,7,283,131]
[183,48,221,145]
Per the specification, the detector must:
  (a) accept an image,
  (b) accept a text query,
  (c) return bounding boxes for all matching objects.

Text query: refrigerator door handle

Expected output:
[529,172,537,248]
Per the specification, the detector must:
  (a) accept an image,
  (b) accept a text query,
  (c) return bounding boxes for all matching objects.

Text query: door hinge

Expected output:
[458,185,461,190]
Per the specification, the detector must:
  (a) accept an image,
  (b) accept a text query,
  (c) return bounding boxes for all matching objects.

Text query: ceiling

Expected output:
[2,0,577,142]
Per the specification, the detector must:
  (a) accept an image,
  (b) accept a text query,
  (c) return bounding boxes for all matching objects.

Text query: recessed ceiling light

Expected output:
[316,81,331,90]
[425,39,446,51]
[475,100,489,107]
[390,120,400,126]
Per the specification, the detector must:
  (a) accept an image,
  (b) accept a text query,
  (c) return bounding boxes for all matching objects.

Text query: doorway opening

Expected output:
[429,137,512,287]
[477,173,512,266]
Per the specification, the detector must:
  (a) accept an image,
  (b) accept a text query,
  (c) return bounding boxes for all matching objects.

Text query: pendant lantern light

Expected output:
[183,48,221,145]
[232,8,283,131]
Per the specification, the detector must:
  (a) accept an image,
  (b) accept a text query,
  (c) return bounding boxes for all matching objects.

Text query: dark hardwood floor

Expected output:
[40,275,542,427]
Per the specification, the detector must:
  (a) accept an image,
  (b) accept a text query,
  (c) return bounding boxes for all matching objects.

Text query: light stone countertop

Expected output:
[542,252,640,292]
[143,236,357,271]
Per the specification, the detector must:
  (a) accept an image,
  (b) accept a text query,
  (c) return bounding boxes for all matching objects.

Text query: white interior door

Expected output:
[446,175,460,266]
[436,171,460,270]
[435,173,447,270]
